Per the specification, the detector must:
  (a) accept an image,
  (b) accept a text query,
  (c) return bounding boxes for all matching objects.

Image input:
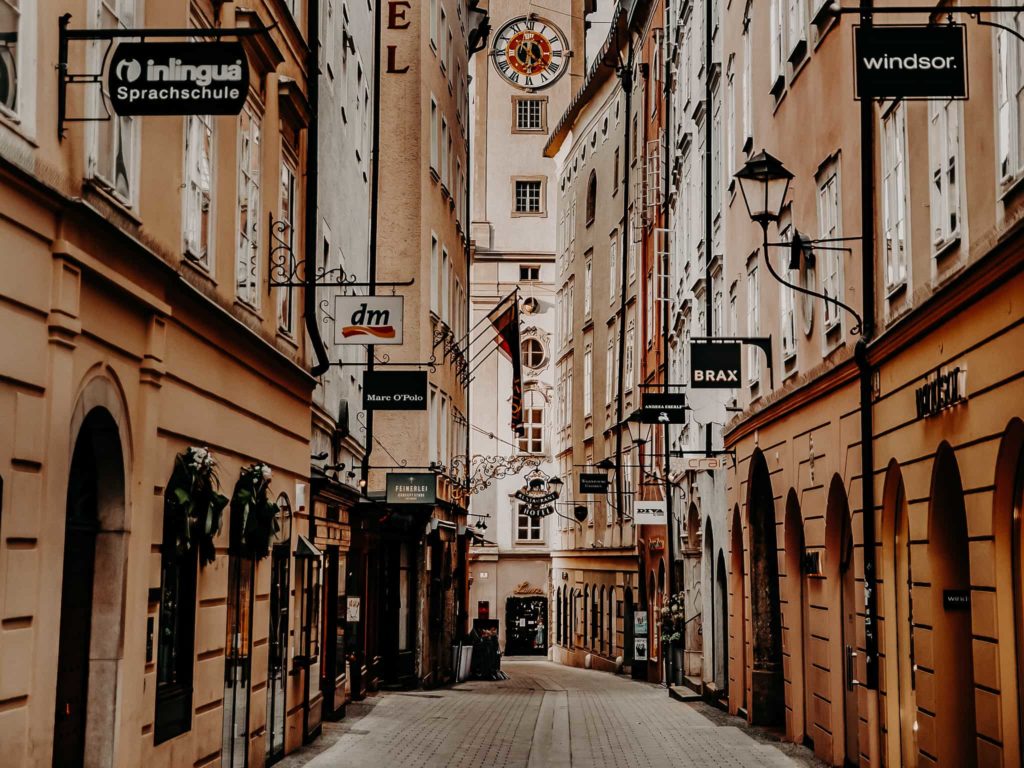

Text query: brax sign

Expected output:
[690,342,742,388]
[108,42,249,115]
[363,371,427,410]
[854,25,968,100]
[334,296,404,345]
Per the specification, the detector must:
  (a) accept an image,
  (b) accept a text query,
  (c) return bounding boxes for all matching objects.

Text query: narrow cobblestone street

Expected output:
[278,660,817,768]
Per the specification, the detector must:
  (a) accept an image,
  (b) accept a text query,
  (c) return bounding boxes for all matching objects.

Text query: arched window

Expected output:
[583,585,589,647]
[585,170,597,226]
[518,390,545,454]
[599,586,606,653]
[522,337,547,369]
[591,589,599,648]
[555,587,562,645]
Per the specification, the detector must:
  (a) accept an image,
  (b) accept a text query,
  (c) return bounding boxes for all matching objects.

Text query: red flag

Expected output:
[488,293,523,434]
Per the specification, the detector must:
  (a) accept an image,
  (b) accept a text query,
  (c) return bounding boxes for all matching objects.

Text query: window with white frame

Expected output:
[995,12,1024,184]
[92,0,138,203]
[929,98,961,249]
[605,330,616,407]
[430,96,438,170]
[277,159,297,335]
[429,388,438,461]
[882,103,909,292]
[770,0,786,90]
[779,226,796,360]
[515,179,543,213]
[429,0,437,49]
[515,98,546,132]
[516,505,543,541]
[609,230,618,301]
[430,235,439,313]
[583,340,593,417]
[584,255,593,316]
[726,58,737,180]
[742,8,753,147]
[818,165,842,330]
[439,8,447,64]
[646,270,654,342]
[747,263,760,384]
[522,337,547,369]
[236,107,262,308]
[441,247,449,324]
[441,118,449,186]
[787,0,807,59]
[183,114,214,267]
[518,390,545,454]
[0,0,23,119]
[624,313,635,392]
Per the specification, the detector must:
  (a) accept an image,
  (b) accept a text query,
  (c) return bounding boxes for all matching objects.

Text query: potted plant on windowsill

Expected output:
[164,446,229,567]
[230,463,280,560]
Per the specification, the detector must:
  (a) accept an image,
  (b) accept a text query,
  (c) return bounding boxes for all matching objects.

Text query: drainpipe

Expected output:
[615,36,634,532]
[306,0,331,378]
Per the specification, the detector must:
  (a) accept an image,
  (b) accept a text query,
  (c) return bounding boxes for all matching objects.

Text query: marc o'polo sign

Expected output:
[385,472,437,505]
[363,370,427,410]
[108,41,249,115]
[335,296,404,345]
[854,24,967,100]
[690,342,741,388]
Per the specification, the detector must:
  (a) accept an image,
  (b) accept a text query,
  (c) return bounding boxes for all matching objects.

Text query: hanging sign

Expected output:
[634,500,667,526]
[943,589,970,611]
[385,472,437,504]
[520,505,554,518]
[579,473,609,495]
[334,296,404,345]
[639,392,688,424]
[669,454,735,472]
[363,371,427,410]
[108,41,249,115]
[690,342,742,388]
[915,365,966,419]
[346,596,361,622]
[854,25,968,100]
[634,611,648,660]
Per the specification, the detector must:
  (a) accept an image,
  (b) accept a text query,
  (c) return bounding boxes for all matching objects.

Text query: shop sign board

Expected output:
[334,296,404,345]
[579,473,609,495]
[385,472,437,505]
[943,589,970,611]
[519,505,554,518]
[634,611,648,661]
[363,370,427,410]
[915,365,966,419]
[690,342,742,388]
[108,41,249,115]
[634,501,667,526]
[854,24,968,100]
[669,454,735,473]
[346,597,361,622]
[639,392,688,424]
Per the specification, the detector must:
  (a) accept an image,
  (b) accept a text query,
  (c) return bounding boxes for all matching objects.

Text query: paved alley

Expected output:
[278,660,814,768]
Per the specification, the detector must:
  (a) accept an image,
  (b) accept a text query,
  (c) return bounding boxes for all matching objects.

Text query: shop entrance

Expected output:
[266,543,290,765]
[505,596,548,655]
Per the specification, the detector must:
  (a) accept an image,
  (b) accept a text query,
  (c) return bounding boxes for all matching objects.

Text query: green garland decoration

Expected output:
[230,463,280,560]
[163,447,229,567]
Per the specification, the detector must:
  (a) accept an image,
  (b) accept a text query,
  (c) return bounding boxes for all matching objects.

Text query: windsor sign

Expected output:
[854,25,968,100]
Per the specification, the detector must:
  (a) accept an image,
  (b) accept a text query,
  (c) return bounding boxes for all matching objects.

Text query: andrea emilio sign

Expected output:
[363,371,427,410]
[854,24,968,100]
[108,41,249,115]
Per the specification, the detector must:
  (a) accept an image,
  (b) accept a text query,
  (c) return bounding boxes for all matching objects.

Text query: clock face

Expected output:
[490,16,568,90]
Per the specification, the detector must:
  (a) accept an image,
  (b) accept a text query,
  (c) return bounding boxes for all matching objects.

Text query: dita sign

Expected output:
[108,42,249,115]
[386,473,436,504]
[334,296,404,345]
[363,371,427,410]
[639,392,688,424]
[915,366,966,419]
[579,473,609,495]
[854,25,967,100]
[690,342,742,388]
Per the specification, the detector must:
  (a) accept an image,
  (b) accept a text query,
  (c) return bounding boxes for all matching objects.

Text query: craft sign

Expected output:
[363,371,427,410]
[690,342,742,388]
[854,25,968,100]
[385,472,437,505]
[108,41,249,115]
[639,392,688,424]
[579,473,609,495]
[335,296,404,345]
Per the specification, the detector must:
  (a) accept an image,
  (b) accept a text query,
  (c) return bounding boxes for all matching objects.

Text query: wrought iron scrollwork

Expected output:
[446,454,543,496]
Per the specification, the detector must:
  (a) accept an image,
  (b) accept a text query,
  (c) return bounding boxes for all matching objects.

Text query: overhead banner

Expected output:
[334,296,404,345]
[579,473,609,495]
[633,501,667,526]
[854,24,968,100]
[385,472,437,505]
[690,342,742,388]
[363,371,427,410]
[108,41,249,115]
[639,392,688,424]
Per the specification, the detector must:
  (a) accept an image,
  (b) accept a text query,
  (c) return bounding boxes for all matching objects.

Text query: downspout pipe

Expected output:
[615,39,634,531]
[306,0,331,378]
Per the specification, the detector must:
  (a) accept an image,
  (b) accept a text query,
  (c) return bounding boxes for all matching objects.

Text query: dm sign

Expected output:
[386,472,437,505]
[334,296,404,345]
[854,25,967,100]
[108,41,249,115]
[690,342,741,388]
[363,371,427,410]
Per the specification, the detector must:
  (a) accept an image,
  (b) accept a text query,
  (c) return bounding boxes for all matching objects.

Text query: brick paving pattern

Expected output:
[281,660,806,768]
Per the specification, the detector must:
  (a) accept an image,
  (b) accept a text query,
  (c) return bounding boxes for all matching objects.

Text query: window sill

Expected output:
[511,211,547,218]
[430,167,440,183]
[234,298,263,319]
[181,254,217,284]
[998,170,1024,202]
[84,179,140,224]
[885,280,907,302]
[932,235,961,261]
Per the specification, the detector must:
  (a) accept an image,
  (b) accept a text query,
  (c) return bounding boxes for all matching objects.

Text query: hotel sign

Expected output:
[363,371,427,410]
[108,41,249,115]
[854,25,968,100]
[915,366,966,419]
[385,472,437,505]
[690,342,742,388]
[334,296,404,345]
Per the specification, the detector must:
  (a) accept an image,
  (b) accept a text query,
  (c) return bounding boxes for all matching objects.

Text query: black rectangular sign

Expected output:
[690,342,742,388]
[854,25,967,100]
[108,41,249,115]
[363,371,427,410]
[579,473,609,495]
[385,473,437,505]
[639,392,688,424]
[943,589,970,611]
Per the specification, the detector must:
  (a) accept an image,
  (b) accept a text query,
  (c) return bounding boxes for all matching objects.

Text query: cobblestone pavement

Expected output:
[278,659,820,768]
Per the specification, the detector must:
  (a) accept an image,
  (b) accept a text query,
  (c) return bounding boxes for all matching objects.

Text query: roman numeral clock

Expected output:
[490,15,569,90]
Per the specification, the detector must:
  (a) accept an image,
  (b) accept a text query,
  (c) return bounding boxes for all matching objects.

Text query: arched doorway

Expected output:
[746,451,784,726]
[783,490,809,746]
[715,551,729,692]
[928,444,977,766]
[704,517,717,686]
[555,587,562,646]
[53,407,127,768]
[729,505,747,714]
[624,587,634,664]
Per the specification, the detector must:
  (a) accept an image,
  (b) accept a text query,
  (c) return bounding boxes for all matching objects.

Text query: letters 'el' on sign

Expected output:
[334,296,404,345]
[854,25,968,100]
[108,42,249,115]
[690,342,741,388]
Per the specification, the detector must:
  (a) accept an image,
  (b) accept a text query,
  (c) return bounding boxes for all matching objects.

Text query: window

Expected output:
[439,8,447,64]
[92,0,138,203]
[726,59,737,180]
[514,179,544,214]
[429,388,439,462]
[0,0,22,119]
[605,327,616,406]
[522,337,547,369]
[747,263,760,384]
[441,118,449,187]
[430,96,438,171]
[995,13,1024,183]
[583,341,593,417]
[236,107,261,308]
[929,99,961,249]
[446,27,453,75]
[882,104,909,292]
[770,0,786,93]
[586,171,597,225]
[277,159,297,335]
[517,505,543,541]
[787,0,807,60]
[183,114,214,267]
[441,247,450,324]
[779,228,796,360]
[742,8,753,149]
[430,235,439,313]
[818,165,842,331]
[608,230,618,299]
[613,148,620,192]
[624,315,635,392]
[325,0,335,78]
[518,391,545,454]
[429,0,437,48]
[514,97,546,132]
[584,255,593,316]
[520,265,540,281]
[645,270,654,342]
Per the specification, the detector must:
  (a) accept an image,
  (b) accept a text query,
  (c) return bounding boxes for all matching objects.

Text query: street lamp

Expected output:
[734,150,793,230]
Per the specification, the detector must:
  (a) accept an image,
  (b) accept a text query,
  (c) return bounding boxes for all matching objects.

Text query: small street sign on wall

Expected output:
[854,25,968,100]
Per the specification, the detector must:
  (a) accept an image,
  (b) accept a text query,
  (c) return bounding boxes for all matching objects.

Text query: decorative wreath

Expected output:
[163,447,229,567]
[230,463,280,560]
